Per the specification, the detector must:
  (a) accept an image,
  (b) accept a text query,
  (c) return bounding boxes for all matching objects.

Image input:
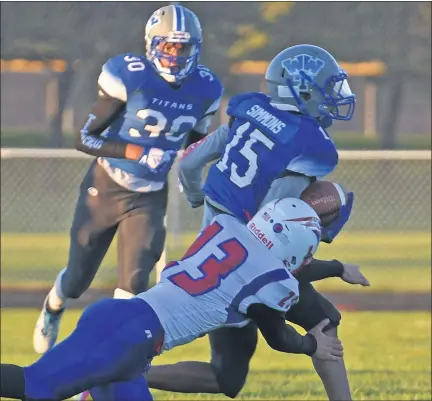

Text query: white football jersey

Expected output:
[136,214,299,351]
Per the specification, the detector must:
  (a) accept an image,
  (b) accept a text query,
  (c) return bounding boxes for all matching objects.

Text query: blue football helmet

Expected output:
[266,44,356,122]
[145,5,202,83]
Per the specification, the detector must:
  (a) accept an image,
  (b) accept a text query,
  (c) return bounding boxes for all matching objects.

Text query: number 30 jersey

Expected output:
[203,92,338,222]
[136,214,299,351]
[97,53,223,191]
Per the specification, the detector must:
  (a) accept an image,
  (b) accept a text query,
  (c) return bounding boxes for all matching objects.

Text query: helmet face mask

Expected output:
[319,72,355,120]
[145,5,202,83]
[266,44,356,122]
[148,37,201,82]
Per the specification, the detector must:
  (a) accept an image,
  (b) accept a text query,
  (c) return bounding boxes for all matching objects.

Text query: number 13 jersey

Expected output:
[203,92,339,222]
[136,214,299,351]
[97,53,223,191]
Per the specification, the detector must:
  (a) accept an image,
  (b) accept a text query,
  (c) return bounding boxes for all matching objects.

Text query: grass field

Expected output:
[0,309,430,400]
[1,230,430,293]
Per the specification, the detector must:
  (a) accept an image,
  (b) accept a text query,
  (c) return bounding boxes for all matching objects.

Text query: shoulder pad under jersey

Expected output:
[226,92,270,117]
[194,65,224,115]
[98,53,148,102]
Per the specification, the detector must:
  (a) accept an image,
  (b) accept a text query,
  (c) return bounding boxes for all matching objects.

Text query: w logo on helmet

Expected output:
[282,54,325,91]
[150,13,160,27]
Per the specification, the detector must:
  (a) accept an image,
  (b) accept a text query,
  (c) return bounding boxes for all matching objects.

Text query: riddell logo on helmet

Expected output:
[248,223,274,249]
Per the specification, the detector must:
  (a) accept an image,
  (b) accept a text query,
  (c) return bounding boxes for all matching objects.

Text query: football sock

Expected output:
[48,268,68,311]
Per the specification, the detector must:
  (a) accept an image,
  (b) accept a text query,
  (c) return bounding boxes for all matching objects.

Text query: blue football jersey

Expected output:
[97,53,223,191]
[203,92,338,222]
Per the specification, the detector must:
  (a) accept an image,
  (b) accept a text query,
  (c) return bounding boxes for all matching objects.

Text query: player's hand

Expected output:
[341,263,370,287]
[139,148,177,176]
[321,192,354,244]
[308,319,344,361]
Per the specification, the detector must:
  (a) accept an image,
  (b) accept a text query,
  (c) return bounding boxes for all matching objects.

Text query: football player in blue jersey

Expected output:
[33,4,223,355]
[146,45,360,400]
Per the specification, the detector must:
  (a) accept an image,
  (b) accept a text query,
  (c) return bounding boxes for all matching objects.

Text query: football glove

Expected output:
[138,147,177,176]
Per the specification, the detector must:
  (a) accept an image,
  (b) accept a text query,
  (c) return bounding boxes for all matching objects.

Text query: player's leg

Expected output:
[89,375,153,401]
[147,323,258,398]
[285,282,351,400]
[86,187,168,401]
[208,323,259,398]
[116,185,168,296]
[4,298,163,401]
[33,161,121,354]
[73,187,168,400]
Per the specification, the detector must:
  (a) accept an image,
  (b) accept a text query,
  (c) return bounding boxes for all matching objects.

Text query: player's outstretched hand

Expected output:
[341,263,370,287]
[308,319,344,361]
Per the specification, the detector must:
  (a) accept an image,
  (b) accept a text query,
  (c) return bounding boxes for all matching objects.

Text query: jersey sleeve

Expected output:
[286,123,339,178]
[247,303,317,356]
[238,275,300,315]
[97,55,132,102]
[193,76,224,135]
[178,124,229,206]
[293,258,344,283]
[226,92,270,118]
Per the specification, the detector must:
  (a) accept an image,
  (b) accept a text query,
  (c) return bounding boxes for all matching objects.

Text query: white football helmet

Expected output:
[145,5,202,83]
[247,198,321,273]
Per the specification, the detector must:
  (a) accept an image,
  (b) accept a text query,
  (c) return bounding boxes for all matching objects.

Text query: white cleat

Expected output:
[33,296,65,354]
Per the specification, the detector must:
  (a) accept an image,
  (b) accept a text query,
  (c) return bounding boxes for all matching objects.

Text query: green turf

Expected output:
[1,231,430,293]
[0,310,430,400]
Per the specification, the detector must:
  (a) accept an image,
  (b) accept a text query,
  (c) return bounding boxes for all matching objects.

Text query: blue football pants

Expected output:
[24,298,163,401]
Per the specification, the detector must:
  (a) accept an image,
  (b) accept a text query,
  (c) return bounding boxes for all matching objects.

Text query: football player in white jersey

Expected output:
[1,198,346,401]
[146,45,367,401]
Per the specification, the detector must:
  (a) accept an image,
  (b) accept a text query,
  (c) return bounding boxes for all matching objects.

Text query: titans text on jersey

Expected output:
[90,53,223,191]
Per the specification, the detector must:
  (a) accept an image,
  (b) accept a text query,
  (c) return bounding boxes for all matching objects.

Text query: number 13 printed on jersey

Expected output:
[165,222,248,296]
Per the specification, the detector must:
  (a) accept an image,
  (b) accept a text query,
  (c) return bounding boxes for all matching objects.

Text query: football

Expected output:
[300,181,348,226]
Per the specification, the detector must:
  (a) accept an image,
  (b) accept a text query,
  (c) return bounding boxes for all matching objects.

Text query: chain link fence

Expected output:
[1,150,431,288]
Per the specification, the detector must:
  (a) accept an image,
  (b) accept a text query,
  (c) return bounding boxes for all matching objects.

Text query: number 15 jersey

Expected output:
[137,213,299,351]
[203,92,339,222]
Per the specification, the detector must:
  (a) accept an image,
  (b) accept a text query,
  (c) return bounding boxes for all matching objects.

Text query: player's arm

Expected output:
[183,84,223,149]
[294,259,370,287]
[246,303,317,355]
[74,65,145,161]
[178,123,229,207]
[247,304,343,360]
[183,129,207,149]
[293,258,344,283]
